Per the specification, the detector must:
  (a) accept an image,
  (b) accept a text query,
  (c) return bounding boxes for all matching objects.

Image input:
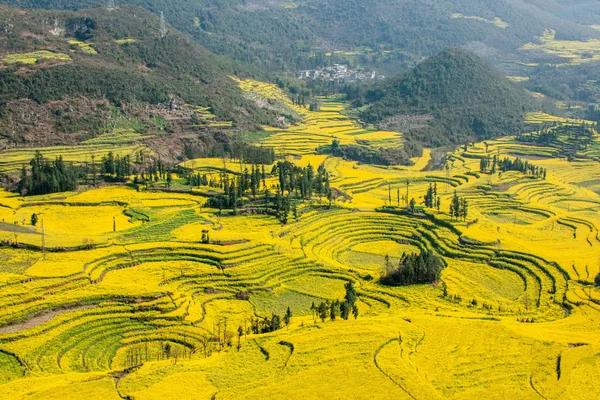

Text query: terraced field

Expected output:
[234,80,404,156]
[520,29,600,66]
[0,84,599,399]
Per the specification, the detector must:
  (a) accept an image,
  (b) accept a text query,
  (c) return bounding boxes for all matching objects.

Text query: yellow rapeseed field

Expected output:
[0,85,598,399]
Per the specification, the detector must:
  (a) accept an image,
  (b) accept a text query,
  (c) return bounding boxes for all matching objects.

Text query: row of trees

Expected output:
[101,152,133,181]
[423,183,441,210]
[381,251,445,286]
[518,123,596,146]
[480,155,546,178]
[187,164,268,194]
[201,160,333,223]
[229,144,277,165]
[449,191,469,221]
[498,157,547,178]
[248,306,293,334]
[15,150,176,196]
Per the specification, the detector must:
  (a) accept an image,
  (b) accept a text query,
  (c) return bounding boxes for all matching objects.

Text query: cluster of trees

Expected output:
[65,16,96,41]
[517,123,596,161]
[122,341,194,369]
[17,151,81,196]
[518,123,596,146]
[423,183,441,210]
[498,156,547,178]
[205,174,251,212]
[194,160,332,221]
[449,191,469,221]
[203,160,332,224]
[381,251,445,286]
[479,155,497,173]
[203,164,268,209]
[101,152,133,181]
[187,173,210,188]
[100,151,169,184]
[310,282,359,322]
[234,165,268,196]
[323,140,414,166]
[182,139,277,166]
[14,150,174,196]
[480,155,546,178]
[272,161,331,199]
[248,307,293,334]
[267,192,296,224]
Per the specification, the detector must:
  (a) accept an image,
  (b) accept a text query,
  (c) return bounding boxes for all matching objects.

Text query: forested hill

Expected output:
[0,5,273,147]
[1,0,598,73]
[357,49,535,146]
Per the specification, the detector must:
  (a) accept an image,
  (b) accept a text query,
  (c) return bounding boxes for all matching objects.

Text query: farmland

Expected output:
[520,29,600,66]
[0,80,599,399]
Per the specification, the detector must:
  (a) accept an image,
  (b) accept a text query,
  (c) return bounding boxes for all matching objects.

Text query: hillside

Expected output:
[357,49,535,146]
[2,0,598,73]
[0,5,275,149]
[0,97,599,398]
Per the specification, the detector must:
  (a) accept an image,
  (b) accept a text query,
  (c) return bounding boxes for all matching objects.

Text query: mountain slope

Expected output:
[1,0,598,73]
[359,49,534,146]
[0,5,273,148]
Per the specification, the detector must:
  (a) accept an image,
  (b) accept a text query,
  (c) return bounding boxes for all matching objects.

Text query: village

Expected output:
[295,63,385,84]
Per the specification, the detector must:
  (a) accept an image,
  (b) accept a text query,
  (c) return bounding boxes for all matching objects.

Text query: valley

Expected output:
[0,78,599,398]
[0,2,600,399]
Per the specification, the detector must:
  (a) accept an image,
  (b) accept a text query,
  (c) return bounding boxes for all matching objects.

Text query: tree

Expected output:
[310,302,316,321]
[424,184,434,208]
[330,300,339,321]
[30,213,38,226]
[479,156,489,173]
[331,139,341,156]
[340,301,351,320]
[284,306,292,328]
[237,325,243,351]
[460,198,469,221]
[344,281,357,306]
[352,304,359,319]
[318,302,328,322]
[450,191,460,219]
[595,273,600,287]
[201,229,210,244]
[270,314,281,332]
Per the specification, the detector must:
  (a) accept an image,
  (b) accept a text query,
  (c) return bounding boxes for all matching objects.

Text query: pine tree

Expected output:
[330,300,339,321]
[352,304,359,319]
[450,191,461,219]
[318,302,328,322]
[460,198,469,221]
[284,307,292,328]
